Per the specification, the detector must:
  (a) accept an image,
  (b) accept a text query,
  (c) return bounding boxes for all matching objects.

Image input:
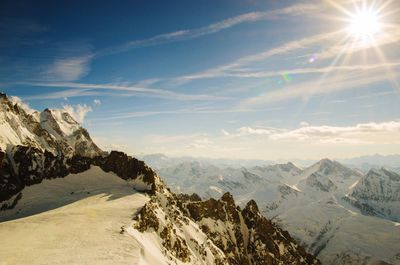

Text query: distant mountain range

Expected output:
[141,153,400,171]
[144,156,400,264]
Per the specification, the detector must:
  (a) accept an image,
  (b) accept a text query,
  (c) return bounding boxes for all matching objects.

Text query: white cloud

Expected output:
[300,121,309,127]
[269,121,400,144]
[117,120,400,160]
[45,54,93,81]
[63,104,92,123]
[221,126,283,138]
[9,96,35,114]
[186,138,213,149]
[93,99,101,105]
[237,126,277,136]
[221,129,230,136]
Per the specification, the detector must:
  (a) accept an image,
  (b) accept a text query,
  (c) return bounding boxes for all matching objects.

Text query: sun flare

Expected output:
[347,8,381,40]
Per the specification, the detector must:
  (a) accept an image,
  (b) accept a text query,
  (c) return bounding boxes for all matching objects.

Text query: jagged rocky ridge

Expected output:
[0,93,320,264]
[0,147,160,206]
[134,190,320,264]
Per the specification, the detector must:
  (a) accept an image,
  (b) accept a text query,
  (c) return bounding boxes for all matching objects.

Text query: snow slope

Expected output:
[0,166,150,265]
[0,166,227,265]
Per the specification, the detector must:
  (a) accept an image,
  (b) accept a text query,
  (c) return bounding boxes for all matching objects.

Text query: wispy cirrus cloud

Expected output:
[43,54,93,81]
[96,3,321,57]
[239,65,400,107]
[214,61,400,79]
[22,81,229,101]
[171,31,337,83]
[86,105,283,121]
[164,24,400,85]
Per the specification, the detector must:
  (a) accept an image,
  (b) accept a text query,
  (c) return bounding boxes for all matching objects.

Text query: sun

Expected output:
[347,8,382,41]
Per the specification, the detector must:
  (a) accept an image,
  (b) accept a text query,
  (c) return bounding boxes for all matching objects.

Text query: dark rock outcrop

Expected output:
[94,151,157,191]
[134,191,321,265]
[0,147,161,204]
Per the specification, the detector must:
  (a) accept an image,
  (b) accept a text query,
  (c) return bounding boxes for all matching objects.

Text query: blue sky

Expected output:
[1,0,400,160]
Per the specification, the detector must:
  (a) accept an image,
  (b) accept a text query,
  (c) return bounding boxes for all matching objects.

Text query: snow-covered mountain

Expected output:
[296,159,363,195]
[0,93,319,264]
[153,157,400,265]
[0,93,103,159]
[346,168,400,222]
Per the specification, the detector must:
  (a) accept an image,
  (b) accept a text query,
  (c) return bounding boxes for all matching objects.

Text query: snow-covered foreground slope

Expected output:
[0,166,229,265]
[0,166,151,265]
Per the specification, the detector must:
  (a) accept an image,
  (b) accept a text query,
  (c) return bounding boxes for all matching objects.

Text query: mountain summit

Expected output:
[0,93,102,158]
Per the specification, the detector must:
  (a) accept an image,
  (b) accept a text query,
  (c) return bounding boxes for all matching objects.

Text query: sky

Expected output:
[1,0,400,160]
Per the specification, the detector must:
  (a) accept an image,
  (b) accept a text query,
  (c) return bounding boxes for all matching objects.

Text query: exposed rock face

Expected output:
[134,191,321,265]
[97,151,157,189]
[134,191,228,264]
[0,147,161,203]
[241,199,318,264]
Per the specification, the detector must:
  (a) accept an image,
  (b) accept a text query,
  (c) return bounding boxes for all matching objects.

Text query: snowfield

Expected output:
[0,166,151,265]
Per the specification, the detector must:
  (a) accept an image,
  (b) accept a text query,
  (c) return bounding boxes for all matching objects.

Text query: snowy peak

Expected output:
[346,167,400,221]
[40,108,79,138]
[310,158,359,179]
[0,93,102,158]
[299,159,362,191]
[352,168,400,201]
[250,162,302,184]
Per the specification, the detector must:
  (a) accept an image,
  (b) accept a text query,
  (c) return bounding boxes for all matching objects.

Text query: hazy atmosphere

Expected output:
[1,0,399,160]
